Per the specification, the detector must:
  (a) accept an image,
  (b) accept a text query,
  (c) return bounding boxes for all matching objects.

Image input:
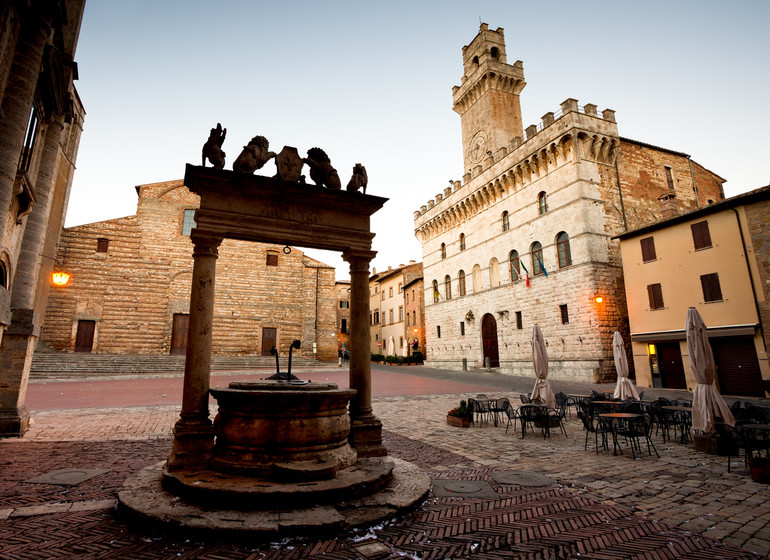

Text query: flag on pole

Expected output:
[520,260,531,287]
[535,253,548,277]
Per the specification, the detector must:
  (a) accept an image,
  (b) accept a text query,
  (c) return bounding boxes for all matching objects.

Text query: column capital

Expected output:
[342,249,377,272]
[190,232,223,257]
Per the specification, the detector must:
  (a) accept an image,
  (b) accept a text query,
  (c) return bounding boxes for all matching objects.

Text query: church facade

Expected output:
[40,180,338,361]
[414,24,725,383]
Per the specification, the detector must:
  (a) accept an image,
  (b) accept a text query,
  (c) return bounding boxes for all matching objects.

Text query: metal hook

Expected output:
[283,246,292,254]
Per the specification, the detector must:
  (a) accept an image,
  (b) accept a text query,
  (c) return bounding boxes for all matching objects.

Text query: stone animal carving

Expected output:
[202,123,227,169]
[346,163,368,194]
[304,147,341,189]
[233,135,276,174]
[274,146,304,182]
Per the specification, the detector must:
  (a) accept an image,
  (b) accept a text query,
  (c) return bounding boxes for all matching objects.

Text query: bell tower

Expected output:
[452,24,526,172]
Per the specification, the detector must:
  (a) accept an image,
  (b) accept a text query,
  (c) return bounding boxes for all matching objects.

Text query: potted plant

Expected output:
[447,400,471,428]
[748,455,770,483]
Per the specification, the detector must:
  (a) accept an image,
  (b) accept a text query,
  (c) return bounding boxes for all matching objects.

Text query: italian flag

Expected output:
[520,261,530,287]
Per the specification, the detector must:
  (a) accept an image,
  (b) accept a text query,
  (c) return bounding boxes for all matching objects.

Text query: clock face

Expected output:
[469,132,487,163]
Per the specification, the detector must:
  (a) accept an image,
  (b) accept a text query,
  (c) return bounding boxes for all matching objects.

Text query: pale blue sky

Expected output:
[68,1,770,278]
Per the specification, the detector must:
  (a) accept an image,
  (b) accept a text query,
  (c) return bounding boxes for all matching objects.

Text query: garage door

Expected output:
[712,336,764,397]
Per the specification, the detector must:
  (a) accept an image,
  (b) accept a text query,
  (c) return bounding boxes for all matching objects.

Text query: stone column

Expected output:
[0,116,63,437]
[343,249,387,457]
[166,233,222,471]
[0,12,52,221]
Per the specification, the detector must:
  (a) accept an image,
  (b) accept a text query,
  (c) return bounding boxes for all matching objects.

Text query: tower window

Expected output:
[531,242,544,275]
[556,232,572,268]
[490,47,500,59]
[460,233,466,251]
[502,211,510,232]
[665,166,675,190]
[460,321,465,336]
[509,250,520,281]
[266,251,279,266]
[537,192,549,215]
[441,243,446,259]
[560,304,569,325]
[458,270,466,296]
[444,275,452,300]
[515,311,523,330]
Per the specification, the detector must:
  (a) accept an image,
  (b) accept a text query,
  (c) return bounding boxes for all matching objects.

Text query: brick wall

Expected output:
[744,198,770,355]
[40,180,337,361]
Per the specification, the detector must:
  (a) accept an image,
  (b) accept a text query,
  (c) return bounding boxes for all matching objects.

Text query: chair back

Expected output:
[519,393,531,404]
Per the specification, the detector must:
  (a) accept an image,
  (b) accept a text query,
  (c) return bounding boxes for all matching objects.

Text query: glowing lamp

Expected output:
[412,327,419,334]
[52,271,70,286]
[593,293,603,304]
[647,343,656,356]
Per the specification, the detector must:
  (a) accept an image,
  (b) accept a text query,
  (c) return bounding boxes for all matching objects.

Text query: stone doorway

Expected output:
[481,313,499,368]
[170,314,189,355]
[74,320,95,353]
[261,327,276,356]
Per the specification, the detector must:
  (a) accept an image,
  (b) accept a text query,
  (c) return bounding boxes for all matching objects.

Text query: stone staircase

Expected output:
[30,352,333,379]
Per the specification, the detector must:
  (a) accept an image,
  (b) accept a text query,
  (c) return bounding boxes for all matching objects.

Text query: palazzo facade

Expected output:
[414,24,725,383]
[0,0,86,436]
[40,180,338,361]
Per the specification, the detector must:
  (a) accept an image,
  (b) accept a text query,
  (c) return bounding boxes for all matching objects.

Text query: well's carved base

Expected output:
[0,406,30,437]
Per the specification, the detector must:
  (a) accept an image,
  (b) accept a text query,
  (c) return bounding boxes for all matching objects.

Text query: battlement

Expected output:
[413,98,618,224]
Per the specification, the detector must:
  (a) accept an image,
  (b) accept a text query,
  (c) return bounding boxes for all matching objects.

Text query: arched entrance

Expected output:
[481,313,499,367]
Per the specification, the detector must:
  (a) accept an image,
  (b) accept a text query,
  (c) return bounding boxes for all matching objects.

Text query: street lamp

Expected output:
[52,271,70,286]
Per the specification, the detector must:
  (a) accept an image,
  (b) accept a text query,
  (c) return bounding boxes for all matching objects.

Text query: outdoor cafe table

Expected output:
[474,398,499,426]
[519,403,549,438]
[599,412,642,455]
[662,405,692,444]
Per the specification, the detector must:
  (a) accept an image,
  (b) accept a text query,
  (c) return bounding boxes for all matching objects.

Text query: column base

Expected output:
[166,418,215,471]
[0,405,30,437]
[349,414,387,458]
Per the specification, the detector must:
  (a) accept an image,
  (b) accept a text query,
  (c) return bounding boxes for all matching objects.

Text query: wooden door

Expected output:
[170,313,189,355]
[657,342,687,389]
[481,313,500,367]
[74,320,95,353]
[713,337,764,397]
[261,327,277,356]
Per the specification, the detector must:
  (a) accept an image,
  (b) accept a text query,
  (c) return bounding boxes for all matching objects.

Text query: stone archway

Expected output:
[481,313,499,367]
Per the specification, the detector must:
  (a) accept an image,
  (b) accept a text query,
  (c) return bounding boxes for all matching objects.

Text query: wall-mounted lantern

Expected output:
[52,271,71,286]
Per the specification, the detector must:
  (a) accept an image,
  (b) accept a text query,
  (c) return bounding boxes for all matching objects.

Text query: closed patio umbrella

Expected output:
[531,324,555,408]
[612,331,640,400]
[686,307,735,433]
[402,338,409,358]
[387,336,395,357]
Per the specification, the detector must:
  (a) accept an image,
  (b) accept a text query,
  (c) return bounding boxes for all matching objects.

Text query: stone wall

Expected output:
[743,198,770,356]
[40,180,337,361]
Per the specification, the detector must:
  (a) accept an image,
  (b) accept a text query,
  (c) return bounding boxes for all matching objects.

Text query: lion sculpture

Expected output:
[346,163,368,194]
[201,123,227,169]
[304,147,341,190]
[233,135,275,174]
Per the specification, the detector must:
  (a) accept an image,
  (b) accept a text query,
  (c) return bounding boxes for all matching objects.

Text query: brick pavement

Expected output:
[1,390,768,558]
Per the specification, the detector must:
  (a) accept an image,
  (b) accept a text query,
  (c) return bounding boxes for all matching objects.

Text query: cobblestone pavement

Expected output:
[1,385,768,559]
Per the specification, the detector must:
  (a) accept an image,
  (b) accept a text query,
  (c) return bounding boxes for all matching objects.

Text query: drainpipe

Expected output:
[688,157,700,208]
[730,207,766,353]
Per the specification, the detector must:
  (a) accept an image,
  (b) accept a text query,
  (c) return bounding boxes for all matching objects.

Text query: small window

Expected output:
[381,290,385,301]
[369,312,373,325]
[373,310,379,324]
[641,237,657,262]
[648,283,664,310]
[389,287,393,298]
[412,310,416,324]
[437,325,441,338]
[388,309,393,323]
[556,232,571,268]
[458,270,466,296]
[537,191,548,215]
[560,304,569,325]
[398,282,402,293]
[691,221,712,250]
[375,333,379,341]
[441,243,446,259]
[406,313,410,327]
[460,233,466,251]
[96,238,109,253]
[444,275,452,300]
[412,288,415,301]
[399,306,403,321]
[182,209,197,236]
[18,106,39,172]
[701,273,723,302]
[664,166,674,190]
[266,251,279,266]
[502,211,510,232]
[432,280,439,303]
[399,336,404,348]
[375,285,379,293]
[339,301,349,309]
[0,261,6,288]
[531,242,544,275]
[509,250,520,281]
[460,321,465,336]
[515,311,522,330]
[340,318,347,333]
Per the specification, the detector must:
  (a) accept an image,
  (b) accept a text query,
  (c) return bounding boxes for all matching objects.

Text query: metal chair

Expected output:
[518,404,549,439]
[502,400,519,435]
[577,401,611,453]
[619,414,659,459]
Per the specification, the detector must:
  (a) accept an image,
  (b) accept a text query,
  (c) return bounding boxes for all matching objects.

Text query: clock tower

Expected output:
[452,24,526,172]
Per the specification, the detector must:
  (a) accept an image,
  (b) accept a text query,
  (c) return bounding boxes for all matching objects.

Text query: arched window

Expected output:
[472,264,482,293]
[444,275,452,299]
[489,258,500,287]
[459,233,466,251]
[509,250,520,281]
[537,191,548,215]
[0,260,6,288]
[432,280,439,303]
[440,242,446,259]
[557,232,572,268]
[458,270,466,296]
[531,242,544,275]
[501,211,510,232]
[412,310,416,324]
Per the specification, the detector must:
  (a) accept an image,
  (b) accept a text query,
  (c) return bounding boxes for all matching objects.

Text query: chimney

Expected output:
[657,193,678,220]
[372,267,376,274]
